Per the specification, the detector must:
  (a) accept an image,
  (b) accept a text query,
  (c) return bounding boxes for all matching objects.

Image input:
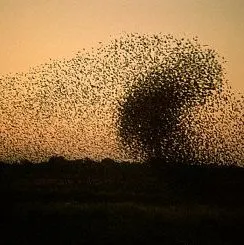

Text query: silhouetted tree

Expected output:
[117,36,225,163]
[21,159,33,166]
[48,155,67,165]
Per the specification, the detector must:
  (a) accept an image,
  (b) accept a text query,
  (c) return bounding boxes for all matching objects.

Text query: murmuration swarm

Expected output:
[116,34,243,165]
[0,33,243,165]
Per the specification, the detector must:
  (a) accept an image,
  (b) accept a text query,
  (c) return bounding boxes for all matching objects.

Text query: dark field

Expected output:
[1,158,244,245]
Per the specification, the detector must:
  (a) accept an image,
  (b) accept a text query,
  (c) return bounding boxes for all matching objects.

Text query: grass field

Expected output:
[1,158,244,244]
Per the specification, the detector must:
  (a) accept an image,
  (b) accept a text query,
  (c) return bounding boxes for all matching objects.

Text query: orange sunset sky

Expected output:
[0,0,243,92]
[0,0,243,163]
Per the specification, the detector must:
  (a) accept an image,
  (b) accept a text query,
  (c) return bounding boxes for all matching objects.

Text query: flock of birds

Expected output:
[0,33,243,165]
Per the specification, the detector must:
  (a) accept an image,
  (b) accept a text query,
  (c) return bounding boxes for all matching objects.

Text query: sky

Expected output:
[0,0,243,163]
[0,0,243,92]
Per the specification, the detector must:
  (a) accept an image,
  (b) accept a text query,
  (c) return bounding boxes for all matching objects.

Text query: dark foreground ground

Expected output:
[0,158,244,245]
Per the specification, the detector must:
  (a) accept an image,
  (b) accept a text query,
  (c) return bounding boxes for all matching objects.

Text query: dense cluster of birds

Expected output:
[0,33,243,165]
